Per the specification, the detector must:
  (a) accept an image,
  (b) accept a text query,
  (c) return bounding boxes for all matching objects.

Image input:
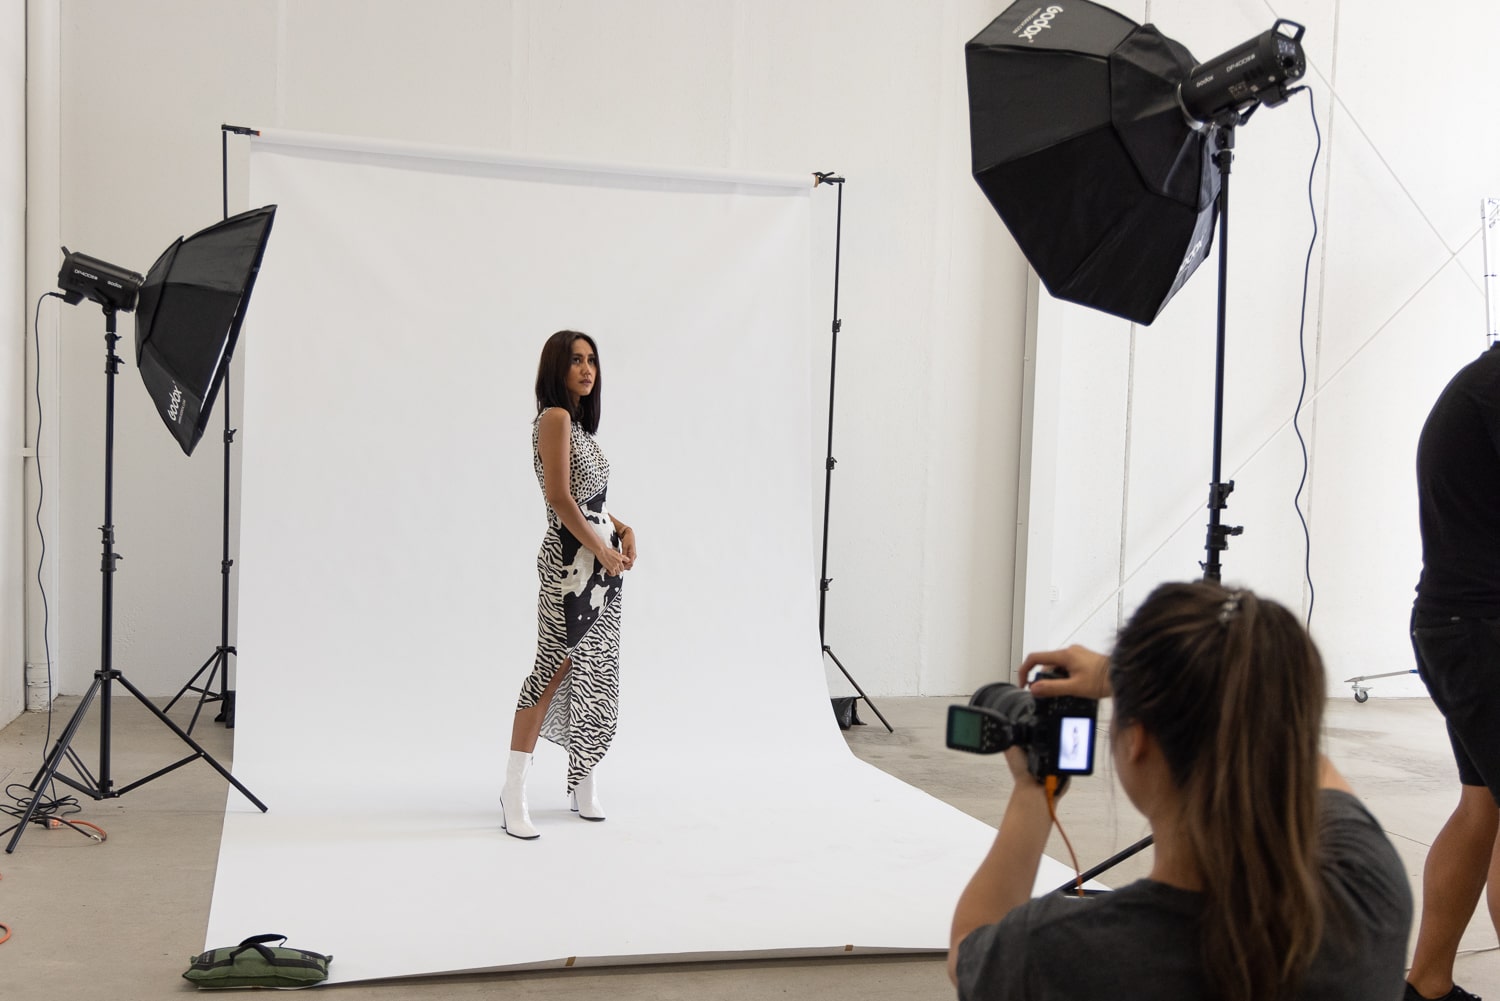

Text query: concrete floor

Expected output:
[0,692,1495,999]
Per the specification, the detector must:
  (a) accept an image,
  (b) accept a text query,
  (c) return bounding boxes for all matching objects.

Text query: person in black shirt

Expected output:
[948,582,1411,1001]
[1405,343,1500,1001]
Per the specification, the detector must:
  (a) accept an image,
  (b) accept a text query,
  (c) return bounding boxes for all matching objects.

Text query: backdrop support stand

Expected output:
[6,312,268,854]
[165,124,259,733]
[814,172,892,733]
[161,383,236,732]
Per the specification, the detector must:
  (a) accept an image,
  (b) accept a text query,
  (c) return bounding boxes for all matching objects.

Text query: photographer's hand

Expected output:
[1020,645,1112,700]
[1002,746,1045,789]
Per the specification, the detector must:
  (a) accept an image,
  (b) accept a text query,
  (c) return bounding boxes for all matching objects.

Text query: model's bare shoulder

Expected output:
[537,407,571,432]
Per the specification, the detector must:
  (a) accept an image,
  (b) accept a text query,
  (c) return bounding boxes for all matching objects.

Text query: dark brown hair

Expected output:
[534,329,601,434]
[1109,581,1330,1001]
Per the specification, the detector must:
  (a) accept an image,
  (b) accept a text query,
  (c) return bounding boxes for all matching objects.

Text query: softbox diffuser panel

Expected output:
[134,205,276,455]
[976,129,1208,324]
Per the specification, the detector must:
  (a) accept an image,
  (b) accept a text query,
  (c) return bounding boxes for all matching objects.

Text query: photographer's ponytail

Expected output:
[1110,583,1330,1001]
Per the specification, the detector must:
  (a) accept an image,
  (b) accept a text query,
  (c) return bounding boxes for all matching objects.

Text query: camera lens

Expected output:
[971,681,1036,725]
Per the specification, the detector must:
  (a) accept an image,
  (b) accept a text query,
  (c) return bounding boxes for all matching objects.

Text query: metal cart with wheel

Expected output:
[1344,669,1419,703]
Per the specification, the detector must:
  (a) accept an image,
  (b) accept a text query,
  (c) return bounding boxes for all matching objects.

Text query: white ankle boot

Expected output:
[500,750,539,840]
[570,771,605,821]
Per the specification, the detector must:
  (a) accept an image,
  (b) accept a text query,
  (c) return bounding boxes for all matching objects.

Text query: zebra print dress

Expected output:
[518,409,623,794]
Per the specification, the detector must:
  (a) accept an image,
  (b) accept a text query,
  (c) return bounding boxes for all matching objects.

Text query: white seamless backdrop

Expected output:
[205,132,1049,981]
[232,132,840,786]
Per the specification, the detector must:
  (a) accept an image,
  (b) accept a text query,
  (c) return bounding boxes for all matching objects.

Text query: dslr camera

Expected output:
[946,671,1097,782]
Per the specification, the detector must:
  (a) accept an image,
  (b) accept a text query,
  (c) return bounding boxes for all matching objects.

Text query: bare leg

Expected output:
[1486,820,1500,940]
[1408,785,1499,997]
[510,658,572,753]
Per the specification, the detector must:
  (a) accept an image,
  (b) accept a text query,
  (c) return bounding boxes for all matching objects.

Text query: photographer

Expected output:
[947,582,1411,1001]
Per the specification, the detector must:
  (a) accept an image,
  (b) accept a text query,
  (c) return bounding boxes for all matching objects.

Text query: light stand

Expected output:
[164,124,260,733]
[1051,112,1259,894]
[1200,123,1244,582]
[5,309,267,854]
[814,172,892,732]
[963,1,1306,891]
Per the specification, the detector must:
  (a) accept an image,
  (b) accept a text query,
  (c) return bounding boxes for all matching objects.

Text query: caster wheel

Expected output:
[1353,689,1369,704]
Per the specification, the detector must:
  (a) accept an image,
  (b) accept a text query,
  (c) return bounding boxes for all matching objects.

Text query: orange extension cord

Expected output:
[1045,775,1085,898]
[0,818,108,947]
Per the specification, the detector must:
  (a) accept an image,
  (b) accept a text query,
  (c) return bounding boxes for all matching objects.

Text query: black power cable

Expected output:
[1290,86,1322,629]
[29,293,62,747]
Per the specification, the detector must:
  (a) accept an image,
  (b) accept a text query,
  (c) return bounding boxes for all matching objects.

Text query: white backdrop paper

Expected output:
[230,134,844,798]
[204,131,1069,982]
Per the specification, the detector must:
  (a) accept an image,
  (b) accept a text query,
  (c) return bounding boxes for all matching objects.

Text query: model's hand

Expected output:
[619,527,637,570]
[596,547,626,577]
[1020,645,1112,700]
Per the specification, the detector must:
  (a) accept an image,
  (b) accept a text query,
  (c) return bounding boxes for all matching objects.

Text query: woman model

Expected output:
[500,330,635,841]
[950,581,1412,1000]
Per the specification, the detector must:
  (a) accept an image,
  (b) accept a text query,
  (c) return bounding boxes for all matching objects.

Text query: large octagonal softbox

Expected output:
[135,205,277,455]
[966,1,1217,325]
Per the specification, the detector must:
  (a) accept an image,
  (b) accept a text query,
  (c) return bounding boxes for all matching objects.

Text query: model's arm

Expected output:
[538,408,624,576]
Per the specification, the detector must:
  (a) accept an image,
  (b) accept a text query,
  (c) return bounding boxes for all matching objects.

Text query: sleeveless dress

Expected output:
[518,409,624,793]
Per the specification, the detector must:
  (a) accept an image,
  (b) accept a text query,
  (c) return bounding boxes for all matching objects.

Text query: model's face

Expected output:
[565,338,597,400]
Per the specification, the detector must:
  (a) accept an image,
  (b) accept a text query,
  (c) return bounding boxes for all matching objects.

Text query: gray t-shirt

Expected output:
[956,790,1411,1000]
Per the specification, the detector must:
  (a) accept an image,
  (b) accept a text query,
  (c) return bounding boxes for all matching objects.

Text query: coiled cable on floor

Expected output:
[1,784,105,842]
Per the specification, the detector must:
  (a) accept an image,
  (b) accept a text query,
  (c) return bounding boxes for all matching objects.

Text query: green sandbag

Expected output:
[183,934,332,989]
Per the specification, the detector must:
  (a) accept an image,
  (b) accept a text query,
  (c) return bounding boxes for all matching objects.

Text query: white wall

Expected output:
[20,0,1488,727]
[1018,0,1500,699]
[10,0,1024,723]
[2,0,26,722]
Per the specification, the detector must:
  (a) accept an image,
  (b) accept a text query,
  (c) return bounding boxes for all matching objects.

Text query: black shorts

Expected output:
[1412,608,1500,803]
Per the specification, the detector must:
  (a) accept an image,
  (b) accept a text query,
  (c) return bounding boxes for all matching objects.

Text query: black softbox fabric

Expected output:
[135,205,276,455]
[966,1,1218,325]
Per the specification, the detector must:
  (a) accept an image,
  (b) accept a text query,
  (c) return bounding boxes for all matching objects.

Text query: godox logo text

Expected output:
[1015,5,1065,44]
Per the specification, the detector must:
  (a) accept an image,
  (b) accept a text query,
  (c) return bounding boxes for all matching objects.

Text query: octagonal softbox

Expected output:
[966,1,1218,325]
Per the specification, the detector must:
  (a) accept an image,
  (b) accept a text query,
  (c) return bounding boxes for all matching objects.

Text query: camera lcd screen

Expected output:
[1055,715,1095,774]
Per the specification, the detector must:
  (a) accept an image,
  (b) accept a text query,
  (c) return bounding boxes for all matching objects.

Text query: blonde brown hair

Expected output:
[1110,581,1331,1001]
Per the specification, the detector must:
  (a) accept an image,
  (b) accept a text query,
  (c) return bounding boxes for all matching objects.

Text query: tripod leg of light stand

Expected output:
[1053,833,1154,895]
[10,310,269,854]
[823,645,893,732]
[106,671,266,809]
[5,675,108,853]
